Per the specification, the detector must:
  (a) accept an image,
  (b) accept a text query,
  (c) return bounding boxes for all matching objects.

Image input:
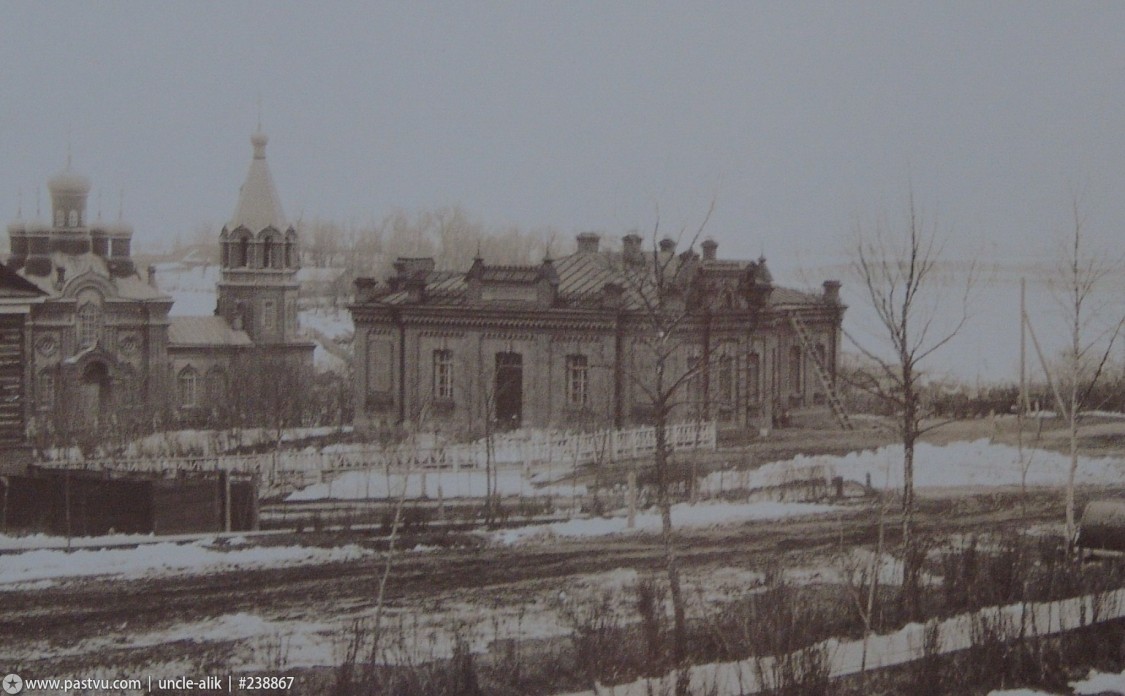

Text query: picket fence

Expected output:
[36,421,716,495]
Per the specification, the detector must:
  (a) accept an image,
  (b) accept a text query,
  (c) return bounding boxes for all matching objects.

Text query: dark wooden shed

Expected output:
[0,468,257,536]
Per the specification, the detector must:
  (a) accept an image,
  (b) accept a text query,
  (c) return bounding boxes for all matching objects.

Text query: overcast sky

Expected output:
[2,2,1123,276]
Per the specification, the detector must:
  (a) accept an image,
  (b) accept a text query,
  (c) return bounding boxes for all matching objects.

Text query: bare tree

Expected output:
[847,190,974,618]
[606,205,715,694]
[1032,197,1124,551]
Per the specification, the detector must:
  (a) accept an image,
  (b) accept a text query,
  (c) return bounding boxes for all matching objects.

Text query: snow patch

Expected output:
[493,501,839,545]
[0,540,371,587]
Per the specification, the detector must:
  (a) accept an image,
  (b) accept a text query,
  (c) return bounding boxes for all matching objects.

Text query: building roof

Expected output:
[228,132,288,233]
[168,316,252,346]
[362,246,829,312]
[0,262,47,298]
[20,253,171,301]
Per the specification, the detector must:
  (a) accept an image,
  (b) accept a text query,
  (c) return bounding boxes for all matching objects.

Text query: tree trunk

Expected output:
[655,409,688,695]
[901,433,919,619]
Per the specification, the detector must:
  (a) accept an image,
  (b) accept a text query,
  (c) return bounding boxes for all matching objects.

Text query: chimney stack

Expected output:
[622,233,643,265]
[576,232,600,254]
[701,238,718,261]
[823,280,841,304]
[147,265,157,287]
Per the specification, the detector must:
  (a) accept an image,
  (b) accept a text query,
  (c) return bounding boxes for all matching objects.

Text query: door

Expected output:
[79,361,111,431]
[494,352,523,431]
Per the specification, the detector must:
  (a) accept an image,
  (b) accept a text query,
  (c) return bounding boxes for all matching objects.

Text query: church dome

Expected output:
[47,169,91,196]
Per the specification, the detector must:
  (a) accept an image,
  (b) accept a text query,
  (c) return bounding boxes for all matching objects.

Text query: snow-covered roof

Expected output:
[168,316,252,346]
[227,132,288,233]
[20,253,170,301]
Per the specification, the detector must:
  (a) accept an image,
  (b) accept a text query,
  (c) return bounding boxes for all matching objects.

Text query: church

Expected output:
[4,132,314,440]
[351,232,847,440]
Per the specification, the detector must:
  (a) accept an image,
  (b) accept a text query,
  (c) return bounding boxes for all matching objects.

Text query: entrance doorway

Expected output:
[79,361,111,431]
[494,352,523,431]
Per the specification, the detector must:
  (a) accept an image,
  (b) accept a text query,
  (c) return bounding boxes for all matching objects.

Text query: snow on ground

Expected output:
[989,669,1125,695]
[492,501,840,545]
[699,439,1125,496]
[0,539,371,588]
[299,307,354,341]
[785,548,942,587]
[287,467,587,501]
[1070,669,1125,694]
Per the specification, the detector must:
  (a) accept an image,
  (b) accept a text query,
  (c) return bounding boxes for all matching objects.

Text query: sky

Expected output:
[2,2,1125,384]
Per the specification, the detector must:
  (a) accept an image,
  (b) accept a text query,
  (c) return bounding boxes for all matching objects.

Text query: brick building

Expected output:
[350,232,846,439]
[4,132,313,437]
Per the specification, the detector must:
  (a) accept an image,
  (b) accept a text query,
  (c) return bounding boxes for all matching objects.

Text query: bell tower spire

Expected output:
[217,131,301,345]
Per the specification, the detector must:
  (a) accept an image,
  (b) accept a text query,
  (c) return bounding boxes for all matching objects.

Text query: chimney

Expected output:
[658,237,675,262]
[823,280,842,304]
[55,266,66,288]
[622,233,643,265]
[701,238,718,261]
[147,265,157,287]
[576,232,600,254]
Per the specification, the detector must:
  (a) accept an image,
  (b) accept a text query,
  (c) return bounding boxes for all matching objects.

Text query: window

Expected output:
[262,300,275,330]
[285,239,295,267]
[68,210,78,227]
[789,345,802,394]
[686,351,704,408]
[76,303,102,348]
[238,237,249,267]
[432,349,453,401]
[206,368,227,406]
[55,210,64,227]
[178,367,199,408]
[263,237,274,268]
[565,354,588,407]
[747,352,761,404]
[717,354,734,404]
[37,370,55,406]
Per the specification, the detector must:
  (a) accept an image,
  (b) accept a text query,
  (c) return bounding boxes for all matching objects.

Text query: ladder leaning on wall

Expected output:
[787,312,853,430]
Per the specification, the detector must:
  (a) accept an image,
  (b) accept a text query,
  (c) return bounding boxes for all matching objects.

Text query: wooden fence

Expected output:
[36,421,717,496]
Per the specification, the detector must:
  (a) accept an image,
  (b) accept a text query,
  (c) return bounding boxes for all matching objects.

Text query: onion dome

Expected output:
[47,169,91,197]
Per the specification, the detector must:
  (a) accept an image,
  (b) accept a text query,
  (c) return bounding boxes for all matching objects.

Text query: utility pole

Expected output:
[1020,278,1031,412]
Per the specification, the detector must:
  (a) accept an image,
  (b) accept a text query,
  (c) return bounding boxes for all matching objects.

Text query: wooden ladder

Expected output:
[787,312,853,430]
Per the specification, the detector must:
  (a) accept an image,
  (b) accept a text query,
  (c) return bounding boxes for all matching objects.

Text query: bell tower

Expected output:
[216,132,300,344]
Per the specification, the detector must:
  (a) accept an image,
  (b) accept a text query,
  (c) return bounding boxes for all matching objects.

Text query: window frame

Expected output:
[432,348,454,402]
[178,367,200,408]
[565,353,589,408]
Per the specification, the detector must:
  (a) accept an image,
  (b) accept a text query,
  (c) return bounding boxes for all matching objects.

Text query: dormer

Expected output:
[391,257,435,304]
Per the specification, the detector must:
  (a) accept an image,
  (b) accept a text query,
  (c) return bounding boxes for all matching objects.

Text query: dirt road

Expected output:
[0,489,1072,678]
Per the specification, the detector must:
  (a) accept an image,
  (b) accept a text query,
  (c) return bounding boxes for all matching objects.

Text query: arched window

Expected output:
[284,237,295,267]
[206,367,227,406]
[77,303,102,348]
[262,237,273,269]
[178,367,199,408]
[68,210,78,227]
[238,236,250,268]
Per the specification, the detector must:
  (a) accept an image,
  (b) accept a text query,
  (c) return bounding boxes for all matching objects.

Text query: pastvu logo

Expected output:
[2,673,22,695]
